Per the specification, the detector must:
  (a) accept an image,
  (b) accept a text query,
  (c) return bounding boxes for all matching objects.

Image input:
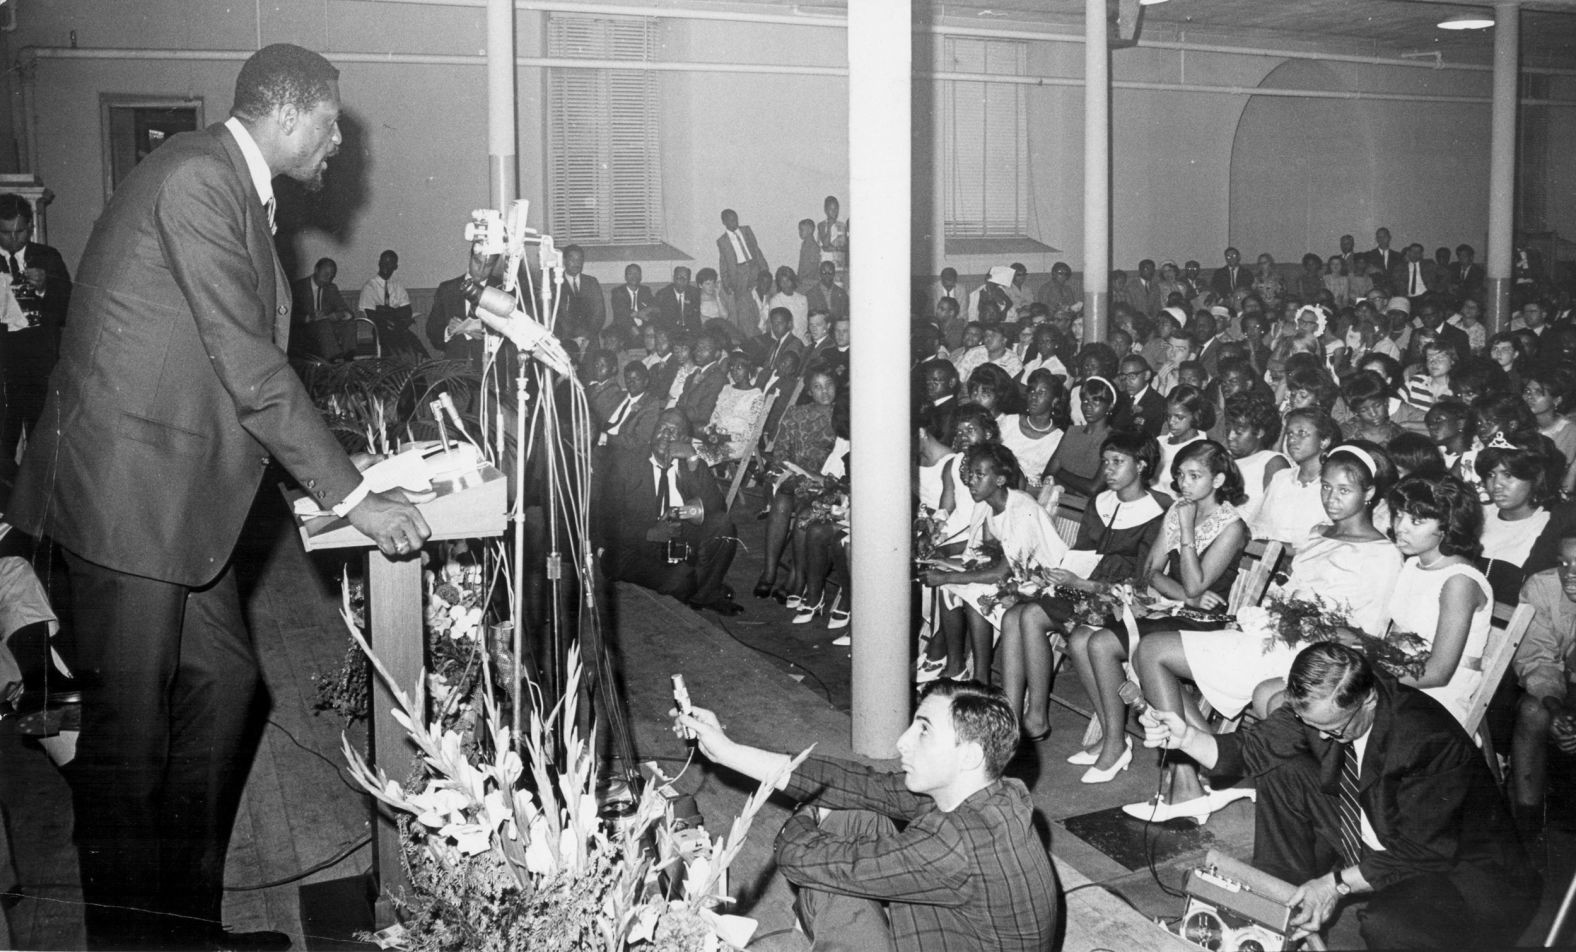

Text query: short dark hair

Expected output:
[920,402,961,447]
[1475,434,1563,508]
[1387,475,1485,559]
[1100,427,1162,483]
[965,441,1024,493]
[1326,439,1398,510]
[1356,352,1405,392]
[1475,393,1540,444]
[695,267,719,285]
[1286,642,1376,713]
[1524,365,1575,416]
[1167,384,1216,432]
[232,43,340,121]
[1285,406,1341,447]
[1342,370,1391,411]
[1383,431,1445,481]
[0,194,33,224]
[1285,365,1339,411]
[918,679,1019,778]
[1224,390,1281,446]
[954,403,1000,444]
[1173,439,1247,505]
[967,363,1025,415]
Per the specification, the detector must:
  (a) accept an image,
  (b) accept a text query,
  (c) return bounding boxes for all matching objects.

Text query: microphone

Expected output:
[460,276,574,378]
[1117,680,1150,716]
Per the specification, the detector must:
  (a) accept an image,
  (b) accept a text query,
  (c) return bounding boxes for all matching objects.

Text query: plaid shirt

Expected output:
[776,756,1058,951]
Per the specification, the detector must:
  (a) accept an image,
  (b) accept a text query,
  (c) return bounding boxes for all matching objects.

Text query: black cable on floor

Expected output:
[223,835,372,891]
[712,617,834,706]
[266,717,364,796]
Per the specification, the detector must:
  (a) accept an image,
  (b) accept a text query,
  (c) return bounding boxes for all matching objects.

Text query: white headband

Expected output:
[1328,444,1377,477]
[1083,375,1117,402]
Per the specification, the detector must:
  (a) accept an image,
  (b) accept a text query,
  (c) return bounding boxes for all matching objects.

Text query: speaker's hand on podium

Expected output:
[347,489,432,558]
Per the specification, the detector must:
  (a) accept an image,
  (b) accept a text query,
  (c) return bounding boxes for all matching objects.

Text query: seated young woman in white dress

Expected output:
[1125,443,1402,823]
[919,443,1067,688]
[1251,406,1339,550]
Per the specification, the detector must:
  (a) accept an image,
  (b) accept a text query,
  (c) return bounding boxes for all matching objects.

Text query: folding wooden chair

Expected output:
[724,376,802,512]
[1463,601,1533,784]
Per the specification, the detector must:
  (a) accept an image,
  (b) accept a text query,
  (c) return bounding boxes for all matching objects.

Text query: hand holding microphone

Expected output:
[1120,679,1188,750]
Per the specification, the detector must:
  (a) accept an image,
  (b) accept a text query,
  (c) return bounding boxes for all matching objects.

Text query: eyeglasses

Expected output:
[1297,703,1364,741]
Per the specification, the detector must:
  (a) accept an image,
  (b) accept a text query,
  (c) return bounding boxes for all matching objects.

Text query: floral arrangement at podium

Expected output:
[337,608,808,951]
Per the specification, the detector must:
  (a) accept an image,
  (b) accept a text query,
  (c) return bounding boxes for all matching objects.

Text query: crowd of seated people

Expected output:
[908,228,1576,860]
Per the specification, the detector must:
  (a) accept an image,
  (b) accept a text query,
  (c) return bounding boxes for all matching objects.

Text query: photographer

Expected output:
[674,679,1058,952]
[1140,642,1536,948]
[598,409,742,615]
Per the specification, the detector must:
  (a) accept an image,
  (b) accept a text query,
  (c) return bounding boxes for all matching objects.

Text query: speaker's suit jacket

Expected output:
[10,122,361,586]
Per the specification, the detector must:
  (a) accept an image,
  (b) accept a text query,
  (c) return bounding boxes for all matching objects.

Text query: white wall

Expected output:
[3,1,1569,297]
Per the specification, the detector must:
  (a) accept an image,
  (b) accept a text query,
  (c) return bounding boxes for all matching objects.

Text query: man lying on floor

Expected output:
[675,679,1060,951]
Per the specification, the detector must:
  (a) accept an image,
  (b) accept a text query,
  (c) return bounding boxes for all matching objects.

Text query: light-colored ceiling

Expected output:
[735,0,1576,66]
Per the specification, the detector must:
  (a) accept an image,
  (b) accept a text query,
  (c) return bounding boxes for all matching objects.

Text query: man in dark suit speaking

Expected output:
[9,44,429,951]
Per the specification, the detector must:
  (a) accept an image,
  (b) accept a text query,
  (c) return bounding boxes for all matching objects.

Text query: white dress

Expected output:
[706,385,765,462]
[916,452,973,547]
[1387,559,1494,726]
[1250,466,1326,548]
[939,490,1069,628]
[1233,449,1287,525]
[1153,433,1205,490]
[1181,531,1404,718]
[999,416,1064,487]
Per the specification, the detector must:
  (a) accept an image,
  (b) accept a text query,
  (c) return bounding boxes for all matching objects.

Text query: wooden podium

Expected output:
[284,463,507,925]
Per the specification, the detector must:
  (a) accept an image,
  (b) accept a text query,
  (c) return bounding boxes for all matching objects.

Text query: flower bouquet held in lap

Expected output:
[1239,593,1431,679]
[694,423,733,467]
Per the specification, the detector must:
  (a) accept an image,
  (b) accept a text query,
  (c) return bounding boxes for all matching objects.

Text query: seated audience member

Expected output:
[1223,390,1289,522]
[661,333,698,409]
[768,266,809,341]
[964,363,1024,421]
[1043,375,1122,496]
[915,403,973,560]
[608,264,655,343]
[975,323,1021,378]
[1204,356,1258,443]
[1153,385,1211,490]
[696,266,730,328]
[1153,328,1195,396]
[932,266,967,317]
[915,404,1002,680]
[426,264,487,370]
[675,680,1059,952]
[997,429,1168,740]
[1464,393,1542,500]
[1068,441,1248,784]
[655,266,702,336]
[919,358,960,412]
[1176,360,1208,394]
[933,295,966,352]
[1477,434,1561,604]
[919,444,1068,689]
[1142,307,1182,372]
[1523,365,1576,493]
[601,360,660,454]
[1383,475,1494,726]
[754,307,805,379]
[1510,533,1576,840]
[705,354,766,463]
[598,410,743,615]
[583,349,625,426]
[803,309,835,369]
[674,333,730,429]
[1037,260,1078,312]
[357,249,424,358]
[1487,330,1529,395]
[760,349,803,440]
[1130,444,1401,823]
[998,369,1066,491]
[1424,397,1474,471]
[1115,355,1166,438]
[1253,407,1339,548]
[1018,324,1067,382]
[1384,430,1447,480]
[1141,642,1537,949]
[804,260,849,322]
[1352,352,1428,434]
[291,256,356,360]
[753,369,839,601]
[787,402,852,628]
[1402,340,1457,410]
[1342,370,1411,446]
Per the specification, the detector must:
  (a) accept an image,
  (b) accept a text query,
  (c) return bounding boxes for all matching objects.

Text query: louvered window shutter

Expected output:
[942,37,1028,239]
[548,15,663,244]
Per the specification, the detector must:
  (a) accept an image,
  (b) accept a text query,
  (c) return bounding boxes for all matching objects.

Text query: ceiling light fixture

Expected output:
[1438,15,1494,30]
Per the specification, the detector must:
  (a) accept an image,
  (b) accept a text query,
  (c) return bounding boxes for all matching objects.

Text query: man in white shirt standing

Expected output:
[358,249,424,358]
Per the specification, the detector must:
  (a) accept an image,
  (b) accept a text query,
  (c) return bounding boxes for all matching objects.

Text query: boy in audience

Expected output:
[932,266,967,319]
[1036,260,1077,311]
[584,349,626,426]
[796,217,819,286]
[1115,355,1164,438]
[1511,533,1576,844]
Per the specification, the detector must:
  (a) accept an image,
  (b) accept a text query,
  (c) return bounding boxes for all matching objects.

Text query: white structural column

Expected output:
[848,0,913,757]
[1082,0,1111,344]
[487,0,518,207]
[1486,2,1519,333]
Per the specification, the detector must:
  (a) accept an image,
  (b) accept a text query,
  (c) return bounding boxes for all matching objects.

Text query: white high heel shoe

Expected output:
[1079,739,1133,784]
[1066,748,1099,766]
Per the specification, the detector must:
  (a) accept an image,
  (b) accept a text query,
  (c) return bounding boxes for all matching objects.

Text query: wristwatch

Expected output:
[1332,867,1352,896]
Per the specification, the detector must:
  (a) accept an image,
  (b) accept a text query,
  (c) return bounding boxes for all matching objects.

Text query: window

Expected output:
[547,15,663,246]
[100,95,203,199]
[941,38,1028,240]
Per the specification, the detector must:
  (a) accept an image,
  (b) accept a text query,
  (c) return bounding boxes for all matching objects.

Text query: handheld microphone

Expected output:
[460,276,574,378]
[1117,680,1150,716]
